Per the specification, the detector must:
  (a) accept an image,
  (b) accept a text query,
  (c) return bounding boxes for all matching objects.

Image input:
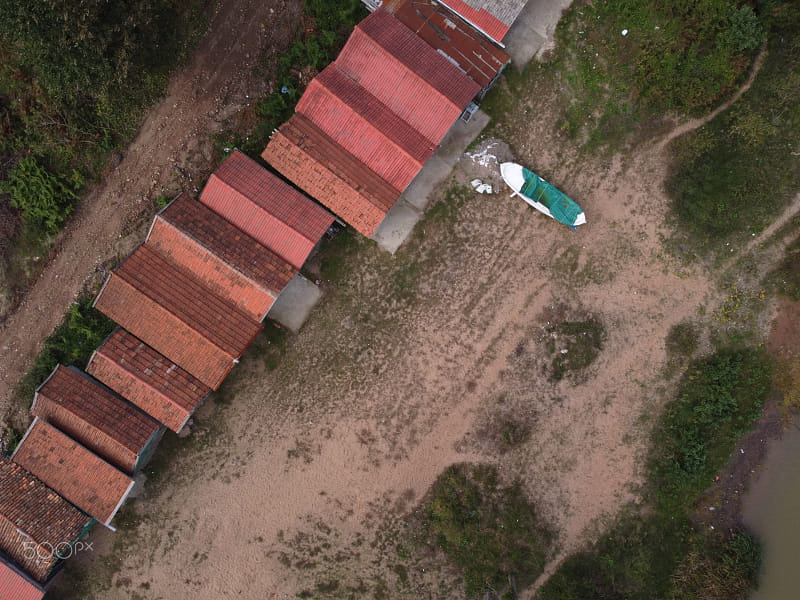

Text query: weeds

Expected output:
[15,297,115,404]
[544,318,606,382]
[417,463,552,599]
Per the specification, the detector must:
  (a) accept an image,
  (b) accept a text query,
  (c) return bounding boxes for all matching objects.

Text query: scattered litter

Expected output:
[560,349,568,354]
[708,506,715,511]
[465,142,499,167]
[470,179,493,194]
[740,448,745,454]
[621,29,629,36]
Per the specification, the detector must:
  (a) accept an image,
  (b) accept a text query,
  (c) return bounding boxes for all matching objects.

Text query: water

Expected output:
[742,424,800,600]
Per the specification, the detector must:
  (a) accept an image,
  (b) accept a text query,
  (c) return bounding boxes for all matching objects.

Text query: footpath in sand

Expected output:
[0,0,301,426]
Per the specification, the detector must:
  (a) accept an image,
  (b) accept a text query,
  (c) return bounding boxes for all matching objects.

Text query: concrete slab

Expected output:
[504,0,573,69]
[372,109,491,253]
[267,274,321,333]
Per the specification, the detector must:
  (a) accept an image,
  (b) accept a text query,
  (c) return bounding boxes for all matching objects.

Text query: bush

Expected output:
[1,156,82,235]
[17,297,115,401]
[651,348,772,510]
[423,464,552,599]
[666,321,700,359]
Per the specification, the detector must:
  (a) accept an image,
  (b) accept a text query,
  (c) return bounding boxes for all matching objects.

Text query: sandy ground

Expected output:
[0,0,301,428]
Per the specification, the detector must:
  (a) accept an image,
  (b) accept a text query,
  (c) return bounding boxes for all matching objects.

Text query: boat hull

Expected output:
[500,162,585,229]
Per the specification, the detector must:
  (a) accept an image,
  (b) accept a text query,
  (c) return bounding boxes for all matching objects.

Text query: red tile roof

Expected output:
[93,245,263,389]
[0,457,90,583]
[200,150,334,268]
[335,10,480,143]
[297,65,434,191]
[437,0,511,43]
[0,556,44,600]
[264,115,397,237]
[87,329,211,433]
[148,193,296,321]
[382,0,511,88]
[12,419,135,528]
[31,365,160,474]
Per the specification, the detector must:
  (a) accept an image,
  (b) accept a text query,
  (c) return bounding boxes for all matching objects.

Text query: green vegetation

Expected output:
[767,231,800,300]
[230,0,365,157]
[250,320,289,372]
[16,297,115,402]
[650,348,772,511]
[544,318,606,382]
[483,0,763,153]
[666,2,800,245]
[539,347,771,599]
[419,464,552,599]
[666,321,700,360]
[0,0,208,292]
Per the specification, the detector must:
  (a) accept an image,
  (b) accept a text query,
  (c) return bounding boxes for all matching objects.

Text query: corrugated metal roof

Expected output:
[0,556,44,600]
[200,151,333,268]
[87,329,211,433]
[382,0,510,88]
[334,10,480,143]
[437,0,522,42]
[150,194,296,320]
[32,365,160,474]
[93,245,263,389]
[12,419,134,528]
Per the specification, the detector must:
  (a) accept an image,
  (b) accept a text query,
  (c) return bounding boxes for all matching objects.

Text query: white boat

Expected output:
[500,162,586,229]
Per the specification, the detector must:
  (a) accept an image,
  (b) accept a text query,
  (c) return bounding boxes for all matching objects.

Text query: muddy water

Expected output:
[742,423,800,600]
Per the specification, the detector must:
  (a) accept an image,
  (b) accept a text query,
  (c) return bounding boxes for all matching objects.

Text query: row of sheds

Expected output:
[0,150,335,599]
[1,2,512,597]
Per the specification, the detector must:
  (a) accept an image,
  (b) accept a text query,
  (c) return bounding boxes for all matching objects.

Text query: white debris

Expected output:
[465,142,499,167]
[560,349,568,354]
[622,29,629,36]
[470,179,493,194]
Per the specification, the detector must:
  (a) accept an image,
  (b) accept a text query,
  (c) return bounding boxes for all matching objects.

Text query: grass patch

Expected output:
[249,320,289,372]
[483,0,762,155]
[15,297,115,403]
[319,227,366,283]
[766,232,800,300]
[666,321,700,360]
[417,463,553,599]
[543,317,606,382]
[539,347,771,599]
[665,2,800,248]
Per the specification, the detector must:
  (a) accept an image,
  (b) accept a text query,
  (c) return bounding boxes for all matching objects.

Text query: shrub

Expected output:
[424,464,552,599]
[1,156,82,235]
[651,348,772,510]
[17,297,115,401]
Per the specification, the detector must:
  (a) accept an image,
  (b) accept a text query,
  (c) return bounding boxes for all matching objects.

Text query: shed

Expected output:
[199,150,334,269]
[147,193,296,321]
[93,244,263,389]
[87,329,211,433]
[380,0,511,94]
[31,365,162,474]
[12,419,135,529]
[0,555,45,600]
[263,9,480,238]
[0,457,92,584]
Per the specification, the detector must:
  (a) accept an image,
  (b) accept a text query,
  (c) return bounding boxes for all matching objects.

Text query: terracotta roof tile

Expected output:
[200,150,334,268]
[336,10,480,142]
[149,193,296,320]
[87,329,211,432]
[0,457,90,583]
[0,556,44,600]
[297,65,434,191]
[93,245,262,389]
[31,365,160,474]
[12,419,134,528]
[263,117,397,237]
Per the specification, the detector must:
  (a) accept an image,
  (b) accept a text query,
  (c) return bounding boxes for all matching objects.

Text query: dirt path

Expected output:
[0,0,301,426]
